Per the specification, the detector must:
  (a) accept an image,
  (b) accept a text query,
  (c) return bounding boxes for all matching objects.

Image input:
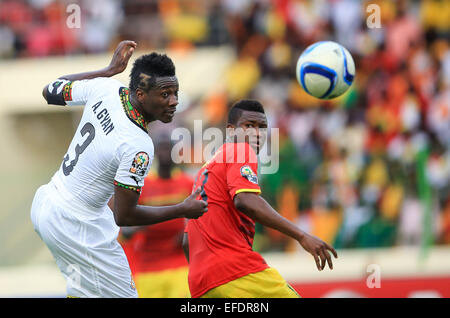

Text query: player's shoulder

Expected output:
[223,142,257,164]
[117,132,154,158]
[223,141,254,152]
[123,130,154,149]
[201,142,255,171]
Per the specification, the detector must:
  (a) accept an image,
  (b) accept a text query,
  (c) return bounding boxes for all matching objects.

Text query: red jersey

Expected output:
[121,170,193,273]
[185,142,269,298]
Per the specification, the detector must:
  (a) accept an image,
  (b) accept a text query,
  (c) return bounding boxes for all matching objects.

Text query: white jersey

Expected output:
[48,77,154,214]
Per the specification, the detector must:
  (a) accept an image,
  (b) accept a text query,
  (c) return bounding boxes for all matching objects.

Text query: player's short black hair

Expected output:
[129,53,176,92]
[227,99,265,125]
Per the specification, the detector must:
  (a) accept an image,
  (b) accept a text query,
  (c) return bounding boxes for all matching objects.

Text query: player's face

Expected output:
[229,110,268,154]
[140,76,179,123]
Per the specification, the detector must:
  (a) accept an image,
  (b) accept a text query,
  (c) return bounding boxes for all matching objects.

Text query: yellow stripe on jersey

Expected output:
[235,188,261,195]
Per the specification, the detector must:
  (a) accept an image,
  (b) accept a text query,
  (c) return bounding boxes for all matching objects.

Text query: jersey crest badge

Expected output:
[129,152,149,176]
[240,165,258,184]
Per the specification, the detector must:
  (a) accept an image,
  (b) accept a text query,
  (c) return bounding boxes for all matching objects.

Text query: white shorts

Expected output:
[30,183,137,298]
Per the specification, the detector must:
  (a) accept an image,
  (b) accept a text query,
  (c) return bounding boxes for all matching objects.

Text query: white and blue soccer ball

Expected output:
[296,41,355,99]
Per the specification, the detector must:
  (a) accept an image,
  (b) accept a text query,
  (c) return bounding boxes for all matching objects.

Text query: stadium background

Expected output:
[0,0,449,297]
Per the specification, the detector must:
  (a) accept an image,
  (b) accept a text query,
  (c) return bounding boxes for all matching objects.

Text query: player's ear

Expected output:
[226,124,236,139]
[135,88,146,101]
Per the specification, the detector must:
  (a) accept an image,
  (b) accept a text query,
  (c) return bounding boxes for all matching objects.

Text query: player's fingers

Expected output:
[118,40,137,49]
[116,41,127,54]
[124,47,134,60]
[192,187,201,197]
[312,253,321,271]
[125,40,137,47]
[127,41,137,48]
[197,205,208,216]
[197,199,207,208]
[318,249,327,270]
[117,41,136,57]
[322,247,334,270]
[325,243,338,259]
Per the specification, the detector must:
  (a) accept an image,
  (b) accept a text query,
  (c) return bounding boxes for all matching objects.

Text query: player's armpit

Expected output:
[233,192,261,218]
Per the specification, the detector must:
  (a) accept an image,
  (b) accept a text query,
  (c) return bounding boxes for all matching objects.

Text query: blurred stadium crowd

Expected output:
[1,0,449,252]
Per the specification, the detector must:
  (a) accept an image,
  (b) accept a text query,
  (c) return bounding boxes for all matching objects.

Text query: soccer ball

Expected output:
[296,41,355,99]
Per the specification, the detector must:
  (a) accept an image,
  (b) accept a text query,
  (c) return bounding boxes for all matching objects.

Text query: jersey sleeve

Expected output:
[114,140,154,193]
[45,77,112,106]
[226,143,261,199]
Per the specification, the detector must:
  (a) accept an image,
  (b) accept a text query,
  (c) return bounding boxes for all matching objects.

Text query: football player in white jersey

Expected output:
[30,41,207,297]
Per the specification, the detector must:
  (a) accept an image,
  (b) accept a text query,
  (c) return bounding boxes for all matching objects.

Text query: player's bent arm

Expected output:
[234,192,338,271]
[234,192,305,242]
[42,40,137,104]
[108,195,157,239]
[113,186,186,226]
[42,70,110,104]
[62,40,136,81]
[113,186,207,227]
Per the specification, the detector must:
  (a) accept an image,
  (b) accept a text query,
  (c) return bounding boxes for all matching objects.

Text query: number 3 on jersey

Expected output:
[62,122,95,176]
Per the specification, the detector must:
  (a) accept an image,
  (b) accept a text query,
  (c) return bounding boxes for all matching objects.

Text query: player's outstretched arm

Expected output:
[112,186,208,227]
[42,40,136,102]
[234,192,338,271]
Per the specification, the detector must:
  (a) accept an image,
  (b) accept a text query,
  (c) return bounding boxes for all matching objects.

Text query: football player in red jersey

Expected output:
[183,99,338,298]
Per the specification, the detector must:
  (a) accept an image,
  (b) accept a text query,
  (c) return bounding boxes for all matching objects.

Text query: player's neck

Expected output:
[120,87,148,131]
[158,166,172,179]
[129,94,143,114]
[129,93,153,124]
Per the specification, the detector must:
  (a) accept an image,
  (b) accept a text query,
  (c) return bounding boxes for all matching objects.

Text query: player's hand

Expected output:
[298,233,338,271]
[181,188,208,219]
[107,40,137,76]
